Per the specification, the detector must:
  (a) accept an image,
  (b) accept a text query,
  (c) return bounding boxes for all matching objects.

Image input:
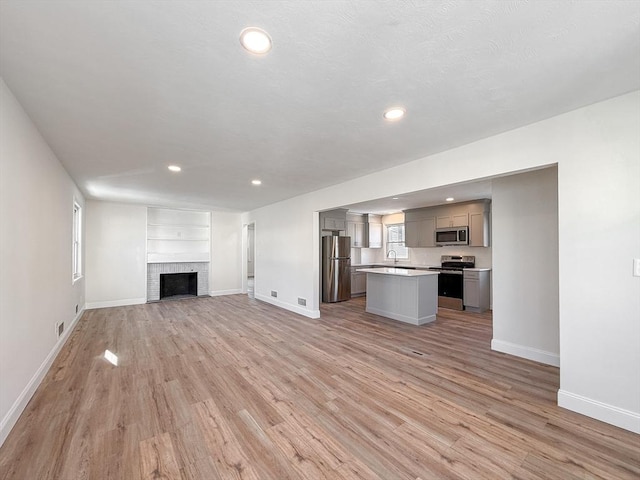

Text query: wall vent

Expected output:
[298,298,306,306]
[271,290,278,298]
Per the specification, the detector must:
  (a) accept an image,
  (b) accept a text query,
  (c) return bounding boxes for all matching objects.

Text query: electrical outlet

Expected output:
[75,304,79,314]
[271,290,278,298]
[634,258,640,277]
[298,297,306,306]
[55,322,64,337]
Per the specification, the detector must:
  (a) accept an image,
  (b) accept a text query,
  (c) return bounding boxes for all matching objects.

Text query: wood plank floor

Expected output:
[1,295,638,479]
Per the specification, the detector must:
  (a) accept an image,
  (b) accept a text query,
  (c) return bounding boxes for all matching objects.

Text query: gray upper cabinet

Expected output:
[467,200,491,247]
[436,213,468,228]
[405,199,490,248]
[347,213,382,248]
[405,217,435,248]
[347,220,365,247]
[320,209,348,232]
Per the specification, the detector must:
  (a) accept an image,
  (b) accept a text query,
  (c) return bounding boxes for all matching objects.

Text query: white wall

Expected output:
[210,211,243,296]
[245,91,640,432]
[557,94,640,432]
[85,203,243,304]
[492,167,559,366]
[85,200,147,308]
[0,79,85,444]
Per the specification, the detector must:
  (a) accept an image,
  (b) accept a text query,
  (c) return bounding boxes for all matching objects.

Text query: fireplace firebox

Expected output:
[160,272,198,300]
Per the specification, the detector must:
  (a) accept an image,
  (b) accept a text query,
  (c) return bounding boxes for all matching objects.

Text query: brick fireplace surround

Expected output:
[147,262,209,301]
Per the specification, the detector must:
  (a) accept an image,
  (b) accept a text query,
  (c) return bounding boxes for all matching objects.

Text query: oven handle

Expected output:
[439,270,463,275]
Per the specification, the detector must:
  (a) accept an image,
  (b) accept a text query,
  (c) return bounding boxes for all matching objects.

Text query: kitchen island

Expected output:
[357,267,439,325]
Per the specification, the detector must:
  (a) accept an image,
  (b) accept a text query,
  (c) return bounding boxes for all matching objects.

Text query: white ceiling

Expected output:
[1,1,638,212]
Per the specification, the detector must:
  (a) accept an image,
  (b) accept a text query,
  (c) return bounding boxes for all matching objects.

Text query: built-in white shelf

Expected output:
[147,208,210,264]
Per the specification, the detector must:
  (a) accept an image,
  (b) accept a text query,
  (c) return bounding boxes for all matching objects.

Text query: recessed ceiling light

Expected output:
[383,107,406,121]
[251,179,262,185]
[392,197,399,200]
[446,197,455,202]
[168,165,181,172]
[240,27,272,54]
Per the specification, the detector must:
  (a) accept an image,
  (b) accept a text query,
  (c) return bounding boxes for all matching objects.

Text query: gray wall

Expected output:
[492,167,559,365]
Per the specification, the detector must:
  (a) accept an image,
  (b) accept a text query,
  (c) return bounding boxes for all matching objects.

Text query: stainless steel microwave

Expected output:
[435,226,469,246]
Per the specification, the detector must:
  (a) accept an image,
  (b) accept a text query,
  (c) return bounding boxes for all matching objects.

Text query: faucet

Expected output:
[387,249,397,264]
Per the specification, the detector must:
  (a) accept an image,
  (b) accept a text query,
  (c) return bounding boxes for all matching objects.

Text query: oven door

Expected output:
[437,271,464,310]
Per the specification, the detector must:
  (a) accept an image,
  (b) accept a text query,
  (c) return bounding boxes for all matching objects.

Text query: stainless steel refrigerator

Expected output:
[322,235,351,303]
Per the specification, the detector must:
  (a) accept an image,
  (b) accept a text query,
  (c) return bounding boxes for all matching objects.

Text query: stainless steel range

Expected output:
[428,255,475,310]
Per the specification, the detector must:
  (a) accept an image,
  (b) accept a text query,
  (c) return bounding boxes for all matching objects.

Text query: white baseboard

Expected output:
[365,306,435,326]
[0,306,85,446]
[254,293,320,319]
[558,389,640,434]
[209,289,243,297]
[85,297,146,309]
[491,339,560,367]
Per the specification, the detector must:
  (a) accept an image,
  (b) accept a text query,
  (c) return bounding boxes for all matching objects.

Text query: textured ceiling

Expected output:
[1,1,639,212]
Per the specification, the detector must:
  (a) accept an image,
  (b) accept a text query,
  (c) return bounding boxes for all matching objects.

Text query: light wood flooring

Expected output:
[1,295,638,479]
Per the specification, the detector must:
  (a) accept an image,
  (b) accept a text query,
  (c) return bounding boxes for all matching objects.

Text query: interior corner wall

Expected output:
[85,200,147,308]
[0,78,85,445]
[210,211,243,296]
[491,167,559,366]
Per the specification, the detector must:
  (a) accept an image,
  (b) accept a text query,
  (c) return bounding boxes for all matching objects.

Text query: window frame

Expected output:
[385,223,409,260]
[72,200,82,282]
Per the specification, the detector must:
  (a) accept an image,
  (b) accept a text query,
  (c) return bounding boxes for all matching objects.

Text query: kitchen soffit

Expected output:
[0,1,638,211]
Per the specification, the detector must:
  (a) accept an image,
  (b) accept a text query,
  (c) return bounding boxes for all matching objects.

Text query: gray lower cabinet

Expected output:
[351,271,367,296]
[463,270,490,313]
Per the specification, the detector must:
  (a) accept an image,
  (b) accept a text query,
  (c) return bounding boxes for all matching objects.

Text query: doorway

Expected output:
[247,223,255,298]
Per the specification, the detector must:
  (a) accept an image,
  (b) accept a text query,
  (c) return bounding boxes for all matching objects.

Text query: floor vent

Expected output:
[400,347,428,357]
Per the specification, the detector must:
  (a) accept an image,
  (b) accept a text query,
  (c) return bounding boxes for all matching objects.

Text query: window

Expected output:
[72,201,82,281]
[386,223,409,259]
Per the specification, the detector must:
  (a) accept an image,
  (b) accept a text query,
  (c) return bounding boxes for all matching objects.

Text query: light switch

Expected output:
[634,258,640,277]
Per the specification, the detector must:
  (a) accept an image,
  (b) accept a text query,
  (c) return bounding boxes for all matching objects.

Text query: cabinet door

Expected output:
[469,212,490,247]
[368,223,382,248]
[452,213,468,227]
[351,273,366,294]
[418,217,436,247]
[347,222,361,247]
[437,213,468,228]
[463,278,479,307]
[406,218,435,247]
[351,222,365,247]
[355,223,365,247]
[324,218,346,231]
[436,216,451,229]
[405,220,419,247]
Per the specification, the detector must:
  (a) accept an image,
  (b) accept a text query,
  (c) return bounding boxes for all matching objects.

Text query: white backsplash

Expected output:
[408,246,492,268]
[352,243,492,268]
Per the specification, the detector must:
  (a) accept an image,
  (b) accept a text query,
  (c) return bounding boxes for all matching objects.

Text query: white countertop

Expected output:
[351,263,438,269]
[357,267,440,277]
[352,263,491,272]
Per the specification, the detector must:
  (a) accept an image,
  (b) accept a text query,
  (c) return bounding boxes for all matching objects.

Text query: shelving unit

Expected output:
[147,208,210,263]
